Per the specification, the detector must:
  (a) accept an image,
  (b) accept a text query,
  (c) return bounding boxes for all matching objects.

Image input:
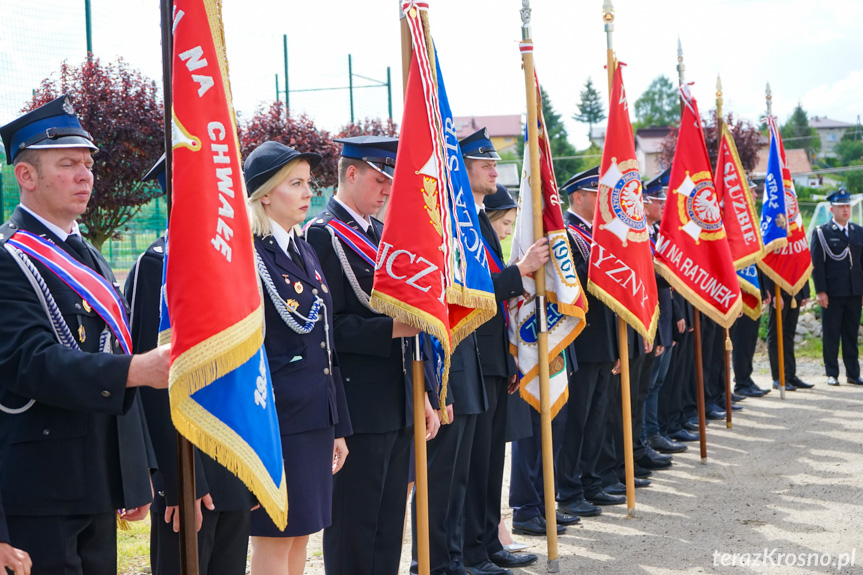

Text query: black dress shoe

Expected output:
[512,515,566,536]
[729,403,743,411]
[556,510,581,525]
[736,386,767,398]
[648,433,688,454]
[633,464,652,478]
[773,380,797,391]
[683,419,703,431]
[706,408,727,420]
[558,499,602,517]
[585,490,626,505]
[827,376,840,386]
[465,559,511,575]
[605,481,626,495]
[489,549,537,569]
[636,456,672,470]
[791,377,814,388]
[668,428,699,442]
[644,445,673,461]
[847,376,863,385]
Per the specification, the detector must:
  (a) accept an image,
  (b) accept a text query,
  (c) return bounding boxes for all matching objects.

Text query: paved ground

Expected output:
[301,353,863,575]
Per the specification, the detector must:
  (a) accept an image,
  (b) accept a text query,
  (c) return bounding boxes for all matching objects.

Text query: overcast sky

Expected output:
[2,0,861,149]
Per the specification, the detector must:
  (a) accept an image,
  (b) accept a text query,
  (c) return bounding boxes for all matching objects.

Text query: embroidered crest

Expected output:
[675,171,726,242]
[598,158,648,245]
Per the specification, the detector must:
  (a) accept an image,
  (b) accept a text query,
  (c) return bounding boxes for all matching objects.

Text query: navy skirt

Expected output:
[250,425,335,537]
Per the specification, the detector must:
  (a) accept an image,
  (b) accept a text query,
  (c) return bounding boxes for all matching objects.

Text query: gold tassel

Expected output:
[117,514,131,531]
[725,336,733,351]
[791,297,798,309]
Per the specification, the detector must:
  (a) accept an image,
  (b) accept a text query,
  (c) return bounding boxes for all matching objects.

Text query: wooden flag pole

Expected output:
[602,0,636,516]
[160,1,199,572]
[399,6,430,575]
[520,4,560,570]
[765,84,786,401]
[715,76,733,429]
[678,39,707,464]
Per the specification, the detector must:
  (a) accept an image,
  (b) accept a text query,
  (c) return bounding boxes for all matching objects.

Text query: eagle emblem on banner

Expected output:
[598,157,648,245]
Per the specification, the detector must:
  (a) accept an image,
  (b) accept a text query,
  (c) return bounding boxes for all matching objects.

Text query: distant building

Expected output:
[634,126,673,179]
[589,125,606,149]
[453,115,522,156]
[810,116,855,158]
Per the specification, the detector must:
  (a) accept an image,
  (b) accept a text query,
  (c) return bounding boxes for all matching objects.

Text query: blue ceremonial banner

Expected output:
[434,45,496,335]
[759,124,789,253]
[737,264,762,320]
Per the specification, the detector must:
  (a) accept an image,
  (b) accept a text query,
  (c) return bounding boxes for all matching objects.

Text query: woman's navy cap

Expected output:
[244,141,322,196]
[459,128,500,160]
[828,187,851,206]
[0,95,97,164]
[142,153,167,193]
[484,184,518,212]
[560,166,600,195]
[334,135,399,179]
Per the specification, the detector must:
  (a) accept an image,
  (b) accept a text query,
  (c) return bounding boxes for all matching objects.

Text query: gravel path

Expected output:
[300,353,863,575]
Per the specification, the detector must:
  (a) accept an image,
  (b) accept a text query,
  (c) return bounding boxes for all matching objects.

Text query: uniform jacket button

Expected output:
[101,390,111,398]
[323,368,330,375]
[75,303,82,310]
[42,429,50,436]
[320,341,326,349]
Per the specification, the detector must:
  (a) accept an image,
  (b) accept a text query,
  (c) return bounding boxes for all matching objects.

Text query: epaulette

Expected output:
[0,220,20,247]
[308,211,333,227]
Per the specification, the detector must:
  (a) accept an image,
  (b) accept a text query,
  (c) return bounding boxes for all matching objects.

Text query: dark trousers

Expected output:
[509,404,566,522]
[731,314,760,388]
[324,427,413,575]
[150,507,250,575]
[701,318,726,406]
[631,351,655,461]
[767,293,799,381]
[5,513,116,575]
[557,362,613,505]
[643,346,673,438]
[411,412,477,575]
[463,376,508,566]
[659,329,696,434]
[821,295,862,379]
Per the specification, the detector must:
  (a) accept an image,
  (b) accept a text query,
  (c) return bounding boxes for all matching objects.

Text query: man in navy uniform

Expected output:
[811,188,863,386]
[125,156,255,575]
[556,166,622,513]
[762,272,812,391]
[459,128,547,575]
[0,95,169,573]
[306,136,439,575]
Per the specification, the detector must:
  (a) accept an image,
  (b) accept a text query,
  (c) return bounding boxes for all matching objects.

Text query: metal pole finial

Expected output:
[716,74,722,97]
[602,0,615,22]
[520,0,531,38]
[765,82,773,115]
[676,37,685,85]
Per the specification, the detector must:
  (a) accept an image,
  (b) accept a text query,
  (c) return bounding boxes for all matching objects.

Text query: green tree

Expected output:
[633,75,679,129]
[518,86,581,179]
[834,140,863,166]
[572,78,606,140]
[780,104,820,158]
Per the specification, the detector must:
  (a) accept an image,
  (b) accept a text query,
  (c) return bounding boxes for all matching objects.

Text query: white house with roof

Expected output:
[810,116,855,158]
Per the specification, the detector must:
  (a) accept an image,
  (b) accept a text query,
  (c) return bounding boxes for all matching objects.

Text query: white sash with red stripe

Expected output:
[7,230,133,354]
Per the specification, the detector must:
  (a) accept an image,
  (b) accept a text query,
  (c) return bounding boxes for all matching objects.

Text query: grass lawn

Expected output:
[118,520,150,575]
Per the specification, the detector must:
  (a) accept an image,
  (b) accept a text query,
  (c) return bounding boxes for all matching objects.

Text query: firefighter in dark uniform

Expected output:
[305,136,439,575]
[0,95,168,574]
[459,128,547,575]
[125,156,255,575]
[811,188,863,386]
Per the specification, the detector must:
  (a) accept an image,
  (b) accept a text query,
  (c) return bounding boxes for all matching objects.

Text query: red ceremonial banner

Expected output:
[589,63,658,342]
[370,7,494,410]
[756,118,813,295]
[714,125,764,269]
[654,86,741,329]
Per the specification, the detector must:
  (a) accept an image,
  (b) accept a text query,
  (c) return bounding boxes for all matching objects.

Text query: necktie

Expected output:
[365,224,378,244]
[288,238,304,269]
[65,234,97,269]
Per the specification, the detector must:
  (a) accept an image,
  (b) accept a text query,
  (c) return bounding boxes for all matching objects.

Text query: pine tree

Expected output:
[572,78,606,140]
[633,75,679,129]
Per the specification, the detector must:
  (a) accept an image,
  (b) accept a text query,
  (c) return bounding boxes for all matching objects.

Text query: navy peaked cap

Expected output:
[0,95,97,164]
[560,165,600,195]
[459,128,500,160]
